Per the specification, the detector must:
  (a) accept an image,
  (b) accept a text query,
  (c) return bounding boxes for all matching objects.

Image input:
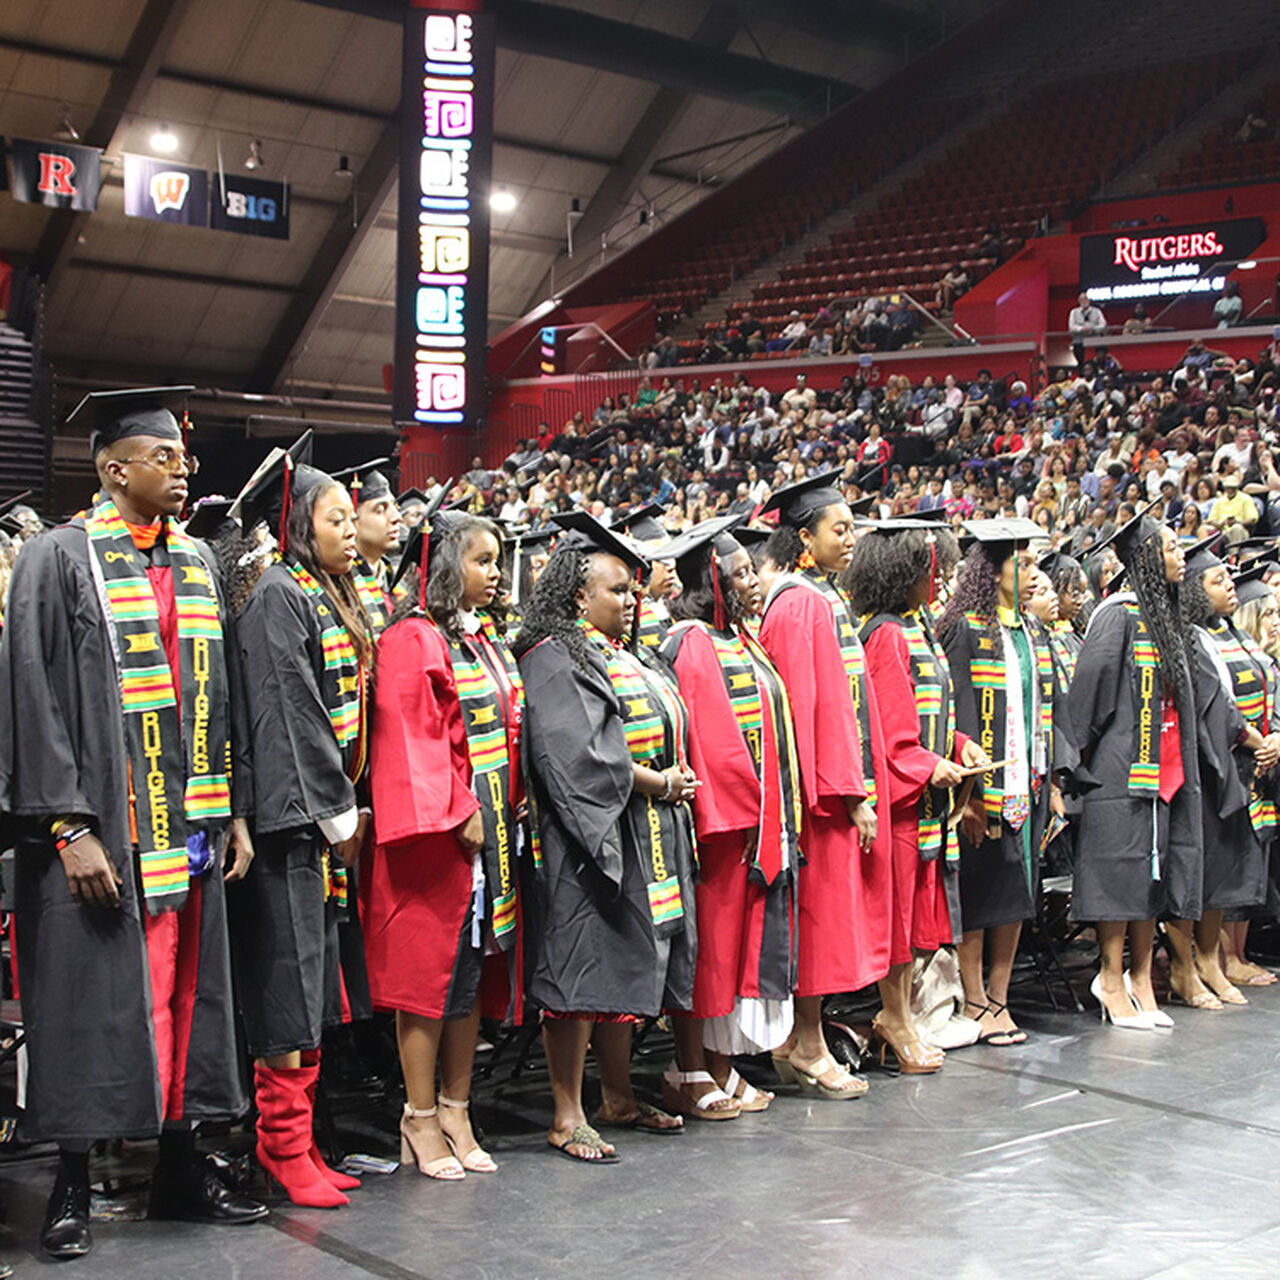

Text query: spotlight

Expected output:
[490,189,517,213]
[53,106,80,143]
[244,138,265,171]
[333,154,353,179]
[150,123,179,154]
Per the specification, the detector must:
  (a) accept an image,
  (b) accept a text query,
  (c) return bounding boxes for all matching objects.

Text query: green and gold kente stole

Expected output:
[1049,621,1082,696]
[1208,619,1277,837]
[285,562,369,784]
[802,568,877,807]
[1124,603,1162,797]
[583,621,685,934]
[352,557,393,635]
[635,595,669,651]
[448,614,524,945]
[964,610,1053,827]
[85,496,231,915]
[863,611,958,864]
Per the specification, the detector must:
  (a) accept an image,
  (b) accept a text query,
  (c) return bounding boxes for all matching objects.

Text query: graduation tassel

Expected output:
[418,520,431,613]
[278,454,294,557]
[631,568,643,652]
[711,548,726,631]
[180,410,192,518]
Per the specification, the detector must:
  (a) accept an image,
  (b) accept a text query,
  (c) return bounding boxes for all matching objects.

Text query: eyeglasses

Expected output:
[119,446,199,475]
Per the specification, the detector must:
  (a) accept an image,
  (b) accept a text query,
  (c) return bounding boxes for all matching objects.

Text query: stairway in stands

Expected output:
[0,322,47,504]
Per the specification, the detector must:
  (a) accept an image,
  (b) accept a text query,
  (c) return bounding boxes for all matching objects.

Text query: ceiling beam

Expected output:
[248,116,399,392]
[32,0,201,302]
[69,258,297,295]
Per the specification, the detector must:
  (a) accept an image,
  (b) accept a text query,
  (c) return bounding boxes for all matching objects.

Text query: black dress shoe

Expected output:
[148,1155,268,1225]
[41,1171,92,1260]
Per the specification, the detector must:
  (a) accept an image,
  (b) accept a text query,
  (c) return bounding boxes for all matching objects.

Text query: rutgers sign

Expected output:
[8,138,103,211]
[1080,217,1266,302]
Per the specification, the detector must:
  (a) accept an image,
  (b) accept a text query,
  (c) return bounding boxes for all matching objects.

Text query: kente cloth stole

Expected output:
[800,569,877,807]
[635,595,667,650]
[448,614,524,945]
[583,621,686,935]
[1049,621,1081,695]
[1124,603,1162,798]
[862,611,958,865]
[285,561,369,785]
[1208,620,1277,838]
[965,611,1052,831]
[352,559,392,635]
[85,497,231,915]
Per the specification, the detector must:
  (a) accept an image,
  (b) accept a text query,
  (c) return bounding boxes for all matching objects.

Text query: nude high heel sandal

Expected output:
[437,1095,498,1173]
[400,1105,466,1180]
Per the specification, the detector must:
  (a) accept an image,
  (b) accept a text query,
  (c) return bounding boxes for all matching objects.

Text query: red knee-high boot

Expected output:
[299,1050,361,1191]
[253,1062,349,1208]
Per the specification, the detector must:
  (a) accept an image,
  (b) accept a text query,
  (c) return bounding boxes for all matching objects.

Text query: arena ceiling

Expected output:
[0,0,996,408]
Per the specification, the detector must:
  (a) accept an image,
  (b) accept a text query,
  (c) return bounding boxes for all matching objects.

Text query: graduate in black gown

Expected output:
[612,503,676,651]
[1070,511,1200,1028]
[515,512,696,1162]
[1167,538,1278,1010]
[0,388,266,1260]
[229,436,374,1208]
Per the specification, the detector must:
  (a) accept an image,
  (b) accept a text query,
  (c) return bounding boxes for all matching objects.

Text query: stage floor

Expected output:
[3,976,1280,1279]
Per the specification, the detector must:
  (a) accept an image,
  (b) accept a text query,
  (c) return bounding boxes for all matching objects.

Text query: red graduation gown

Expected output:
[861,623,969,960]
[760,579,892,996]
[363,617,481,1020]
[670,624,794,1016]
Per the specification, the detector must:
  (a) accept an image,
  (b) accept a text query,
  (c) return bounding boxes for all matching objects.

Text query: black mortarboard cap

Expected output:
[660,514,746,566]
[961,517,1044,557]
[1233,564,1274,606]
[731,524,774,548]
[759,471,845,526]
[230,431,331,537]
[611,502,668,544]
[70,386,192,455]
[1183,532,1225,578]
[501,523,556,552]
[397,488,428,509]
[389,483,458,595]
[0,490,33,538]
[1085,498,1162,566]
[184,497,235,541]
[551,510,647,571]
[335,457,393,505]
[892,507,951,523]
[1038,549,1082,578]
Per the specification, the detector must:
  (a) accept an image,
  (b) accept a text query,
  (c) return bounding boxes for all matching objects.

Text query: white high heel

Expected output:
[1123,972,1175,1028]
[1090,974,1154,1030]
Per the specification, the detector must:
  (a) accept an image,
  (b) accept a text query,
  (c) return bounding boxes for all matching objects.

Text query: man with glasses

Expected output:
[0,387,266,1260]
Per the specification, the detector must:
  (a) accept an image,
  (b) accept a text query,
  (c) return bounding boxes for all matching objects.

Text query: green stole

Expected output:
[85,495,231,914]
[447,613,523,947]
[353,557,392,635]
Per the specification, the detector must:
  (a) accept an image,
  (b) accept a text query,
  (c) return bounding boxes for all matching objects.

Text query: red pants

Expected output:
[144,877,204,1122]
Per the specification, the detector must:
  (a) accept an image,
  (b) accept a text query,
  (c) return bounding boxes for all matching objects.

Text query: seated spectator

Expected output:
[1208,471,1259,531]
[921,391,954,441]
[962,369,994,426]
[739,313,766,355]
[779,310,807,347]
[887,296,919,349]
[861,300,891,350]
[1213,422,1256,476]
[498,485,529,524]
[781,372,817,415]
[808,329,832,356]
[1007,380,1033,417]
[934,263,971,312]
[1236,108,1269,143]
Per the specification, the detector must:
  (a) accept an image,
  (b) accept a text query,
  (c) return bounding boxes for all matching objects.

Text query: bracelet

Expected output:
[661,771,675,801]
[54,824,93,853]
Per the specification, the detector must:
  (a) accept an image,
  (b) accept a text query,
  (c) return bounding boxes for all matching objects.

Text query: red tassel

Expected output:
[711,548,726,631]
[279,455,294,557]
[928,535,937,606]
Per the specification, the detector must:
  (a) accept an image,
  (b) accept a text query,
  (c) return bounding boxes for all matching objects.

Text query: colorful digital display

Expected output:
[394,5,495,429]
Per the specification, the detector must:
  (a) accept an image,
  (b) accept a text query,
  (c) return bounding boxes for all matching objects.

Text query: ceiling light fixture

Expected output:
[333,153,353,179]
[53,106,80,143]
[150,123,179,154]
[490,189,517,213]
[244,138,265,171]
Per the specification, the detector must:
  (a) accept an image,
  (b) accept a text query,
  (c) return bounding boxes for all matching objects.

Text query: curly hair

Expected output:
[284,481,374,670]
[762,499,841,573]
[1128,532,1191,703]
[669,545,747,629]
[388,515,508,641]
[1047,554,1087,635]
[937,546,1001,639]
[844,528,960,616]
[1179,563,1216,629]
[512,544,594,672]
[222,526,273,619]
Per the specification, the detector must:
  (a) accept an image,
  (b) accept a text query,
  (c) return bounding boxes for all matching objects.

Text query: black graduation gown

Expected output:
[229,562,357,1054]
[0,524,244,1142]
[943,614,1058,931]
[1191,627,1263,911]
[519,636,696,1017]
[1068,600,1203,922]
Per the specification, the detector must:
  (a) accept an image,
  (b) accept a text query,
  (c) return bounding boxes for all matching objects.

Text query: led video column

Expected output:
[395,4,495,429]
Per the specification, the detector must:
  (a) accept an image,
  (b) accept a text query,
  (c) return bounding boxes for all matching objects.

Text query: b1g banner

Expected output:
[8,138,103,211]
[123,154,208,226]
[210,172,289,239]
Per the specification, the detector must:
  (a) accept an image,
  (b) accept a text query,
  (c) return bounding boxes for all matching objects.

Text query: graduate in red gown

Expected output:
[846,515,989,1072]
[365,508,522,1179]
[660,515,803,1118]
[757,474,890,1100]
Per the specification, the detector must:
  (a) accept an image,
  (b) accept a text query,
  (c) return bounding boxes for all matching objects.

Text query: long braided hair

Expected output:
[1127,532,1191,704]
[513,543,595,672]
